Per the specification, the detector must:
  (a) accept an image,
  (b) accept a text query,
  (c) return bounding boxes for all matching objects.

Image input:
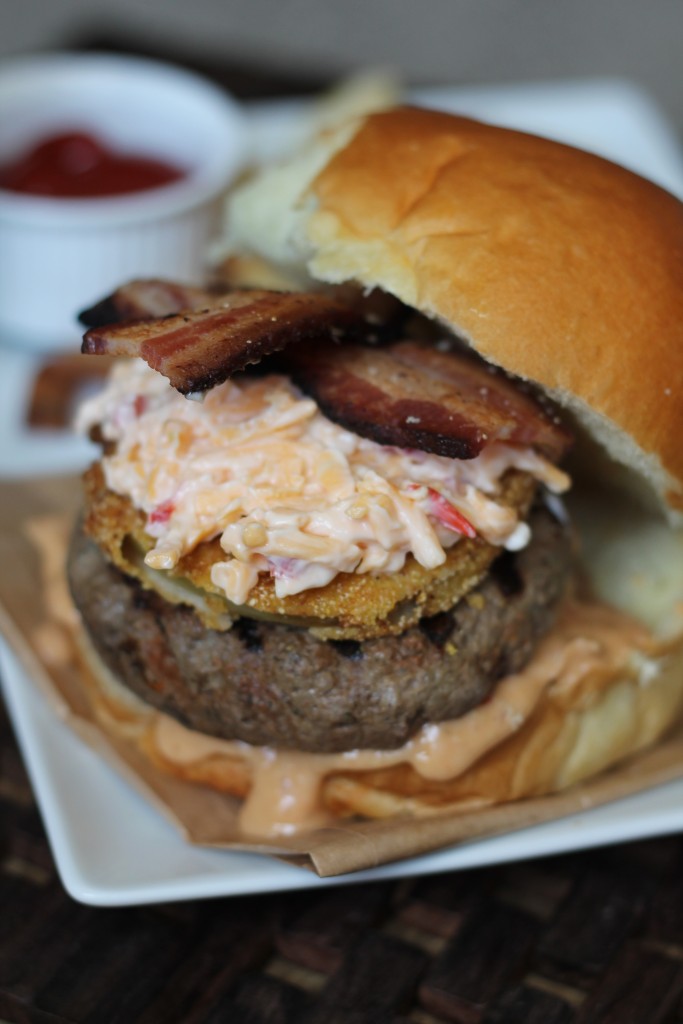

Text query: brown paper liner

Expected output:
[2,473,683,878]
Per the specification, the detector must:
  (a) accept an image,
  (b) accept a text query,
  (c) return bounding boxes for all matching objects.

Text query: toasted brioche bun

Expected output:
[226,106,683,522]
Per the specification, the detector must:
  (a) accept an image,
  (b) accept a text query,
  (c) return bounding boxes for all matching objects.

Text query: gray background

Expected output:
[1,1,682,134]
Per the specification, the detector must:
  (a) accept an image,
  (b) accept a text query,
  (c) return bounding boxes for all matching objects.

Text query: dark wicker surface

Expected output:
[2,691,683,1024]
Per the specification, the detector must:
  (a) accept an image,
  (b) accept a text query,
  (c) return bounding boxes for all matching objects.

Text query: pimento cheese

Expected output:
[77,359,570,604]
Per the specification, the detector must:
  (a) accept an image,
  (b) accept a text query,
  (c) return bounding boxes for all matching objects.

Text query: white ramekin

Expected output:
[0,53,248,349]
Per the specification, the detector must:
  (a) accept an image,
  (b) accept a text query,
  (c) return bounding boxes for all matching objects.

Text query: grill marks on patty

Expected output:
[233,617,264,652]
[419,610,457,649]
[68,505,574,752]
[490,549,525,597]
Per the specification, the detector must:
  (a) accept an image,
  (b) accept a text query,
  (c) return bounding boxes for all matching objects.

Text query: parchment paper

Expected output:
[2,474,683,877]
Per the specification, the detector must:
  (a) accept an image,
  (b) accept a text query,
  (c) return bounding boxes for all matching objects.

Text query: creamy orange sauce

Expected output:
[25,516,80,668]
[77,359,569,604]
[150,601,655,837]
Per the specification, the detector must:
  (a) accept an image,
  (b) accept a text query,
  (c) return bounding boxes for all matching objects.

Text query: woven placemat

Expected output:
[2,692,683,1024]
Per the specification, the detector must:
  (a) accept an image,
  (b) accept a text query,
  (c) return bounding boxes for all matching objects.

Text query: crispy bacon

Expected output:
[286,340,572,461]
[79,279,216,327]
[82,290,375,394]
[80,278,570,461]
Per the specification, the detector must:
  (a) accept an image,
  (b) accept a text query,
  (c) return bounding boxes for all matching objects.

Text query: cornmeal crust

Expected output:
[82,461,537,640]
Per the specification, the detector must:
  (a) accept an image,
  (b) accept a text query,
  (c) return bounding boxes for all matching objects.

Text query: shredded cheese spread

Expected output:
[77,359,570,603]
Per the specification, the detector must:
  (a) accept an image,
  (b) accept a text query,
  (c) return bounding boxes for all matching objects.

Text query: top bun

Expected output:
[227,106,683,522]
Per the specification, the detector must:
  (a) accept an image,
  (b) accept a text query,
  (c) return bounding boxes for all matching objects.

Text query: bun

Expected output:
[227,107,683,521]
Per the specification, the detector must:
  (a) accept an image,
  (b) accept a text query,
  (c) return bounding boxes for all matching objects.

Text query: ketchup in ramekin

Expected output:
[0,130,185,198]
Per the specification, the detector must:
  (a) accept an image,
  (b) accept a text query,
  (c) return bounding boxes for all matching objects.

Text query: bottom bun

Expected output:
[70,598,683,837]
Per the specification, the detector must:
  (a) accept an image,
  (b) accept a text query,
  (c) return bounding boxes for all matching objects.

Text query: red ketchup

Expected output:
[0,130,185,198]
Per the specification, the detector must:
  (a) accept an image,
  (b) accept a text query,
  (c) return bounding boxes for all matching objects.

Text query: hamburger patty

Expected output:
[68,504,573,753]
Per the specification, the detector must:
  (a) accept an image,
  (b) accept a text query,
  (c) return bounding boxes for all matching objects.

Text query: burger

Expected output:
[68,107,683,838]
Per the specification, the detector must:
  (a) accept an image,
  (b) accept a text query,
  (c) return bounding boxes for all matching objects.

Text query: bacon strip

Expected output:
[82,289,375,394]
[287,340,572,461]
[80,279,570,460]
[79,279,216,327]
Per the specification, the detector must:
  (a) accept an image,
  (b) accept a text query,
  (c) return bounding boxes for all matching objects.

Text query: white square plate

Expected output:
[2,78,683,906]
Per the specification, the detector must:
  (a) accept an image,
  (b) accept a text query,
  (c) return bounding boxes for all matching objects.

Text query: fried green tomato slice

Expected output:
[82,461,536,641]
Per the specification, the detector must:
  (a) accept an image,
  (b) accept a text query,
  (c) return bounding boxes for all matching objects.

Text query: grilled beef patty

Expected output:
[67,504,573,753]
